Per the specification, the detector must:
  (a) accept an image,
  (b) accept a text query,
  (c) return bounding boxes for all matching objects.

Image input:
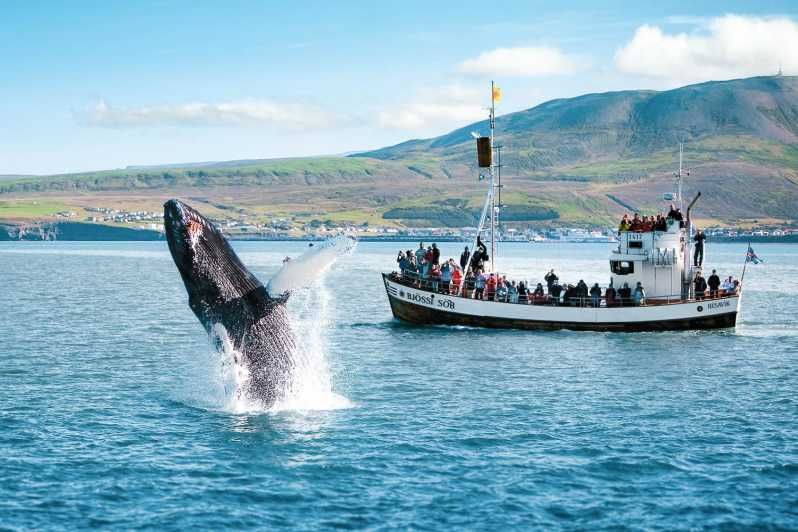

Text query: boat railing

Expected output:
[386,271,738,308]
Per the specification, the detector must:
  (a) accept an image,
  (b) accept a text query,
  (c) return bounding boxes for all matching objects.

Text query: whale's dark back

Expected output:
[164,199,294,406]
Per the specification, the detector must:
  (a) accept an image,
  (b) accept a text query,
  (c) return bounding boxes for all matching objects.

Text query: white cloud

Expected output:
[377,85,487,130]
[79,99,341,129]
[459,46,577,77]
[615,15,798,83]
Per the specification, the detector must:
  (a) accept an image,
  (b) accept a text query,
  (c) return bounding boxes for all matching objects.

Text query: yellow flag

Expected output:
[492,84,502,103]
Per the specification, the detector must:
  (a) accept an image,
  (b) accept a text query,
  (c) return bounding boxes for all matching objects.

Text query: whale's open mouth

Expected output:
[164,199,205,272]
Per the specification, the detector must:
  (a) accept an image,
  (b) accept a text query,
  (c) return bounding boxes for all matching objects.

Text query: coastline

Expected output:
[2,221,797,243]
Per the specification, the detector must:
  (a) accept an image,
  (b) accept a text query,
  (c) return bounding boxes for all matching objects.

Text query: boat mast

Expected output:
[489,80,498,272]
[677,142,684,211]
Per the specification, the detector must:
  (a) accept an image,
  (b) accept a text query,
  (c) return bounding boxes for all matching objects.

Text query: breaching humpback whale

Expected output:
[164,199,352,406]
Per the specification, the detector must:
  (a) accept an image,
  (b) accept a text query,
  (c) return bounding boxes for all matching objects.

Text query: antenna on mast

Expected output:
[678,142,683,210]
[671,141,688,211]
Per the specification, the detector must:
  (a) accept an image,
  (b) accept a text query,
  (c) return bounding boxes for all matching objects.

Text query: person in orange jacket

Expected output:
[451,265,463,295]
[486,273,498,301]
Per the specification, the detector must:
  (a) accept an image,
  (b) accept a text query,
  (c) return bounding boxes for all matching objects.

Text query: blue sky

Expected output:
[2,0,797,175]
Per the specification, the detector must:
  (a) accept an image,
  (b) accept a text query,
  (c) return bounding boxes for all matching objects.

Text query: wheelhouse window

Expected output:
[611,260,634,275]
[628,241,643,249]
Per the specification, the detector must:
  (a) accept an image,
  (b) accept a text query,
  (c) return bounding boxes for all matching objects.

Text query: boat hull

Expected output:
[383,274,739,332]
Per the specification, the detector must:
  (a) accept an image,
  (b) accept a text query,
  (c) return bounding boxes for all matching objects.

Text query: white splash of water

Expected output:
[209,322,253,413]
[205,236,356,414]
[272,280,353,412]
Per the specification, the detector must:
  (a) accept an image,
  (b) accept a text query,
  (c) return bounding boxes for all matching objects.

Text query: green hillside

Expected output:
[2,75,797,228]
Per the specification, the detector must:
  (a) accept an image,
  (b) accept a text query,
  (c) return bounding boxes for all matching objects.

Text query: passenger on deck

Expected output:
[590,283,602,308]
[397,250,408,273]
[463,271,474,298]
[517,281,528,303]
[605,281,617,308]
[431,243,440,265]
[549,283,563,305]
[563,284,576,307]
[415,242,426,265]
[430,263,441,292]
[419,258,431,286]
[694,272,707,300]
[406,257,419,282]
[451,264,463,295]
[532,283,545,305]
[544,269,559,293]
[508,281,518,303]
[667,204,684,228]
[655,214,667,231]
[576,280,589,307]
[486,274,498,301]
[720,275,734,295]
[708,269,720,298]
[630,213,642,231]
[618,214,631,232]
[440,260,453,292]
[633,282,646,306]
[460,246,470,271]
[618,282,632,306]
[496,279,508,302]
[474,270,487,299]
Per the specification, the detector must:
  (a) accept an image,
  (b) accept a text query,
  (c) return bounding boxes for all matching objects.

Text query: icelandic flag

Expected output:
[746,244,763,264]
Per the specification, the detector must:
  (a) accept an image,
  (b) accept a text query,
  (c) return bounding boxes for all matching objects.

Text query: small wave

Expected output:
[270,391,355,413]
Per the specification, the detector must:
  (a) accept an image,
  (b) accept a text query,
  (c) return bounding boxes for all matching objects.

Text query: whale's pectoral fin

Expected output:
[265,235,356,298]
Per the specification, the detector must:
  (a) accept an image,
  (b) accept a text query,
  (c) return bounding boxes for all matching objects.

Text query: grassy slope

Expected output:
[2,76,797,228]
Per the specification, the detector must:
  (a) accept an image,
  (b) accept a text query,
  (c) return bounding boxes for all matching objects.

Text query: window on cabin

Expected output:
[629,241,643,249]
[611,260,635,275]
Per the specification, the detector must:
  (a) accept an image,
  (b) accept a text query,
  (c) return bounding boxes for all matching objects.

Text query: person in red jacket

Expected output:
[486,273,497,301]
[451,267,463,295]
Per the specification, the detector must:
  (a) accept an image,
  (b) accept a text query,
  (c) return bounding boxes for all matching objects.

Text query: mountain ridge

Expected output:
[2,75,797,227]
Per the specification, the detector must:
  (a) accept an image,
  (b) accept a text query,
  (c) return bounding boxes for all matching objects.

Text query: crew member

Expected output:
[693,229,706,267]
[707,269,720,298]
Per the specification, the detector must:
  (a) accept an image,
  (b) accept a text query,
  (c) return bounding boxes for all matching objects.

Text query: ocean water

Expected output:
[0,240,796,530]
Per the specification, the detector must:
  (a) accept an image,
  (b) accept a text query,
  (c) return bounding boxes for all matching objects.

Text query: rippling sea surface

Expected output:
[1,240,796,530]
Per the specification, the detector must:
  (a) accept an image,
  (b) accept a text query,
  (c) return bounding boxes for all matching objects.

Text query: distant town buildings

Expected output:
[71,205,797,241]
